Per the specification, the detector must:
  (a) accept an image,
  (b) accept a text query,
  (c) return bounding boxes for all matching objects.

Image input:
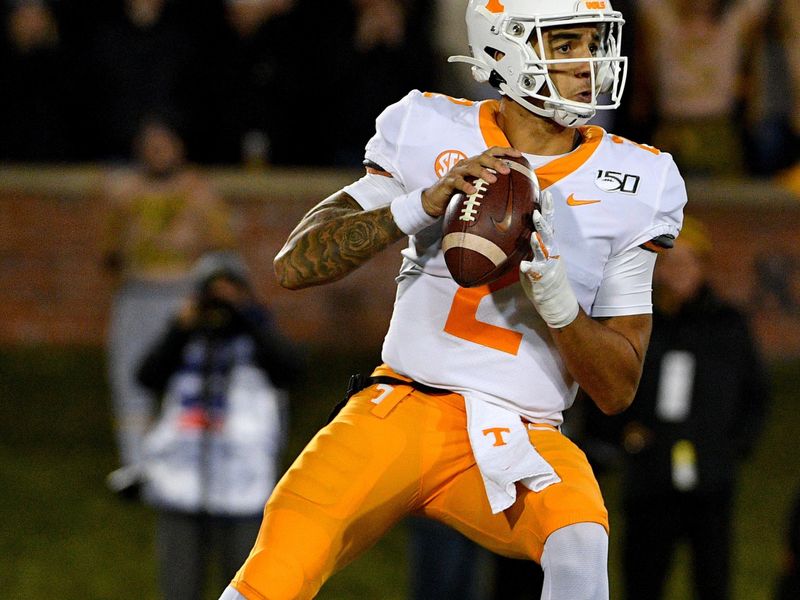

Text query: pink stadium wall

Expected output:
[1,167,799,359]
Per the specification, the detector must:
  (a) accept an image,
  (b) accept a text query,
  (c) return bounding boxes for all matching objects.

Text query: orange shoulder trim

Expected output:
[423,91,476,106]
[478,101,604,189]
[366,166,393,177]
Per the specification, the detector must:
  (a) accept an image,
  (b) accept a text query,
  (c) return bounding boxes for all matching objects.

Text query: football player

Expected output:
[220,1,686,599]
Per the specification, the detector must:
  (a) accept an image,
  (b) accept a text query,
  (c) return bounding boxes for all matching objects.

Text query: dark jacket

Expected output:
[137,300,303,395]
[591,285,770,498]
[134,299,304,515]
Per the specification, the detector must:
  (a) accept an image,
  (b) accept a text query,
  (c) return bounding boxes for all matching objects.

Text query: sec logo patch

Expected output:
[434,150,468,177]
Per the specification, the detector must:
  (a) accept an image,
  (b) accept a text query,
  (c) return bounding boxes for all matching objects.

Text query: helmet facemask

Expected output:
[450,3,628,127]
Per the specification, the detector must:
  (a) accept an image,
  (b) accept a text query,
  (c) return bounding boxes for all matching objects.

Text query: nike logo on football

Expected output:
[491,186,514,233]
[566,194,601,206]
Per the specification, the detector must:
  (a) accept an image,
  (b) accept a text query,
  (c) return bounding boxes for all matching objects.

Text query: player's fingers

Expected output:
[485,146,522,158]
[443,146,520,194]
[536,232,551,260]
[427,172,473,206]
[483,147,522,173]
[533,209,545,232]
[530,231,547,262]
[441,154,495,183]
[455,160,498,185]
[520,261,544,282]
[448,172,482,196]
[480,154,513,175]
[533,208,554,240]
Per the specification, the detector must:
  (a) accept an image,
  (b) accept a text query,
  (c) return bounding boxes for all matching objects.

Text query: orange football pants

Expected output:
[230,378,608,600]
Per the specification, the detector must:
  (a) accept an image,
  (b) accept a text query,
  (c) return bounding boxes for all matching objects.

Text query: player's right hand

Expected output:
[420,146,522,218]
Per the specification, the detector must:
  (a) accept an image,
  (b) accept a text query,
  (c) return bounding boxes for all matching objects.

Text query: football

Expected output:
[442,155,539,287]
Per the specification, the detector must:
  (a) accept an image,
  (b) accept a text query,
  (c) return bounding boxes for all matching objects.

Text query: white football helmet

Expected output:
[450,0,628,127]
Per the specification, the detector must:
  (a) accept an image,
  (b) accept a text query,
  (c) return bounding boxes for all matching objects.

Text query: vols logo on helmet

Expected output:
[434,150,468,177]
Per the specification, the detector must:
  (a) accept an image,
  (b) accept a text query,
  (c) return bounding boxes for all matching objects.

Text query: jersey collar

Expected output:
[478,99,604,189]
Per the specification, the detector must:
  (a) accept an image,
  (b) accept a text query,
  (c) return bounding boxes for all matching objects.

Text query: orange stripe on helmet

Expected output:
[485,0,505,13]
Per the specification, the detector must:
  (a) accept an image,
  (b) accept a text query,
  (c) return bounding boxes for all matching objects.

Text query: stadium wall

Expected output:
[1,166,799,360]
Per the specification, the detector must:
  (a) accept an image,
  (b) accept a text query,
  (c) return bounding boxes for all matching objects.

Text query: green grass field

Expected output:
[0,345,797,599]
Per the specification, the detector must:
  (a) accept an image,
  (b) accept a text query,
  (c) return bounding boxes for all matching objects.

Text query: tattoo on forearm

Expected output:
[278,194,405,287]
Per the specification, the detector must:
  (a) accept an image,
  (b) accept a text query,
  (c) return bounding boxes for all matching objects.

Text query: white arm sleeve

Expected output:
[615,156,686,255]
[342,172,406,210]
[341,173,435,235]
[343,92,439,234]
[591,247,657,317]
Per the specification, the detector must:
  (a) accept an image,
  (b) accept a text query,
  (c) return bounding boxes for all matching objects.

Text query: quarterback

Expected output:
[221,0,686,599]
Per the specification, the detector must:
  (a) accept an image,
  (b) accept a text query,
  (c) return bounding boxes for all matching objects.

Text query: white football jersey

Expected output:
[347,90,686,425]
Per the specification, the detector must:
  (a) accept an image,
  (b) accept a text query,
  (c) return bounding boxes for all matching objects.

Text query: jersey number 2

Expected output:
[443,270,522,355]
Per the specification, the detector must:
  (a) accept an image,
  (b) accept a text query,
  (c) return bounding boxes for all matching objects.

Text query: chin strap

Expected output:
[550,104,594,128]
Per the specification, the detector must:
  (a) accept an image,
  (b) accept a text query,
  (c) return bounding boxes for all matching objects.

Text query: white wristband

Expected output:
[539,266,580,328]
[520,260,580,329]
[390,188,438,235]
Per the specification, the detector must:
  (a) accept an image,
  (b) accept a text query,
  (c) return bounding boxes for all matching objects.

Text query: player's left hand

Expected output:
[519,190,580,328]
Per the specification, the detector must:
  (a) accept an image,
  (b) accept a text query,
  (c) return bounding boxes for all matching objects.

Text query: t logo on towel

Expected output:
[482,427,511,447]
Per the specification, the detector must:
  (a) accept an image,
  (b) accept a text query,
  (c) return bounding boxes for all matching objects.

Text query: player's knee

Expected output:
[541,522,608,599]
[247,551,310,599]
[543,521,608,571]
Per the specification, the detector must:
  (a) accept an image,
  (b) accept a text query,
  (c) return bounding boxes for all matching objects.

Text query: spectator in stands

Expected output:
[135,254,304,600]
[327,0,436,166]
[193,0,298,167]
[103,117,235,472]
[628,0,769,176]
[86,0,199,160]
[0,0,78,160]
[741,0,796,175]
[1,0,435,167]
[202,0,435,167]
[594,217,770,599]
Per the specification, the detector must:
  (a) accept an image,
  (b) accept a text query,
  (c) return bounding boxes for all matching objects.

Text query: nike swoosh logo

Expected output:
[567,194,601,206]
[491,185,514,233]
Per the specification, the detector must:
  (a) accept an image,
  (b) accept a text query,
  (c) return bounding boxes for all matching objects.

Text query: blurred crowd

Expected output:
[0,0,437,167]
[2,0,800,177]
